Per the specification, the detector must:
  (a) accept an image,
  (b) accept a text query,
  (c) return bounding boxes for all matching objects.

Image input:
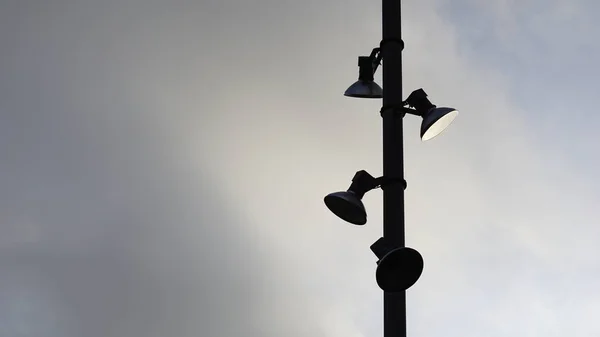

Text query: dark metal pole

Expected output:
[381,0,406,337]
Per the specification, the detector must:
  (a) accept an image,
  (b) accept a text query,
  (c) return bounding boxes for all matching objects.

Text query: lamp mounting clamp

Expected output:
[350,170,406,196]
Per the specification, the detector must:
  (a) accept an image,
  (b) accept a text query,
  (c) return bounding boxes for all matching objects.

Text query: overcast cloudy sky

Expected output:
[1,0,599,336]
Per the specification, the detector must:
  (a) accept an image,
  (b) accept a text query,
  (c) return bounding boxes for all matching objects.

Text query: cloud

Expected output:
[0,2,317,336]
[1,0,599,336]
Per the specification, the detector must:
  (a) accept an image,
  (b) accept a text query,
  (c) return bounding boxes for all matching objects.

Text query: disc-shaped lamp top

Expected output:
[420,107,458,141]
[376,247,424,292]
[344,80,383,99]
[324,191,367,225]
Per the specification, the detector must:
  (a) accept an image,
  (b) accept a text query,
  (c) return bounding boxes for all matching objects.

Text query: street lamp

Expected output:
[323,1,459,336]
[324,170,401,226]
[344,48,383,98]
[404,88,458,141]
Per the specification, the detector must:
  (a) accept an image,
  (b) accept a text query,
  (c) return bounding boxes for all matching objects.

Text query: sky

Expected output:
[0,0,599,336]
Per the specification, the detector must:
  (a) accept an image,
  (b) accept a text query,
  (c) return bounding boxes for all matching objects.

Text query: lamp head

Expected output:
[406,89,458,141]
[324,170,378,225]
[344,56,383,98]
[324,191,367,225]
[376,247,424,292]
[420,107,458,141]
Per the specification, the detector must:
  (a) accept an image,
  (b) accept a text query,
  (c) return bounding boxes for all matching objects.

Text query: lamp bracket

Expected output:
[363,39,405,77]
[405,88,436,115]
[367,47,383,75]
[350,171,407,197]
[370,237,398,261]
[380,105,422,117]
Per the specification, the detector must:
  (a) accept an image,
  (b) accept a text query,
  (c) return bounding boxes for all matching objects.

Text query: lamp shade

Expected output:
[344,80,383,99]
[376,247,424,292]
[420,107,458,141]
[324,191,367,225]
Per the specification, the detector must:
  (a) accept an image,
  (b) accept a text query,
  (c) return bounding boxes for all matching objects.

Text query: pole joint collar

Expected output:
[380,38,404,50]
[375,176,407,190]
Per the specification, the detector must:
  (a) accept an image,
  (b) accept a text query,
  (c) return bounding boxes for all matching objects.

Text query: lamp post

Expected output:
[323,1,459,337]
[380,1,408,336]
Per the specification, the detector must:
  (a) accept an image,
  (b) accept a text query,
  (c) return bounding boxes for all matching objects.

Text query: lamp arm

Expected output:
[401,107,422,116]
[369,48,382,75]
[349,170,407,197]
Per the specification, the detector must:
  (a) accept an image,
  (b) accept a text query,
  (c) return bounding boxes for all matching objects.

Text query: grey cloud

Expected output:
[2,0,600,336]
[0,1,331,336]
[0,86,277,336]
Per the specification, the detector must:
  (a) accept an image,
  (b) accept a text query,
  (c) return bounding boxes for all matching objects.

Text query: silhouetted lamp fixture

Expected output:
[324,170,406,225]
[344,48,383,98]
[404,88,458,141]
[370,237,424,292]
[325,44,461,299]
[344,48,458,141]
